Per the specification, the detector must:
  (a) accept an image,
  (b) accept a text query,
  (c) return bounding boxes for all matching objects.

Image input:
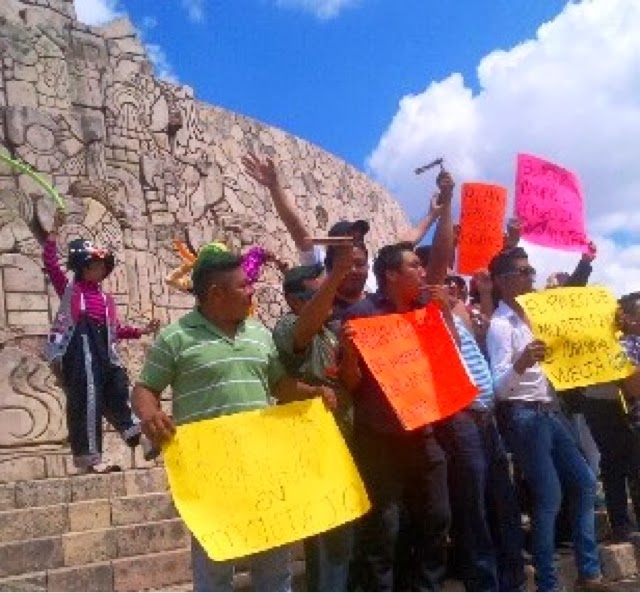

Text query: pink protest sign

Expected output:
[515,153,587,251]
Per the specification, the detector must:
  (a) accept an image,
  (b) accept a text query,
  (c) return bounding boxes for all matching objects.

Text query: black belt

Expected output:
[500,400,560,413]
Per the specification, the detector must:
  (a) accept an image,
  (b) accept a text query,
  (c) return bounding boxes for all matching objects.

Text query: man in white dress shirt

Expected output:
[486,246,608,592]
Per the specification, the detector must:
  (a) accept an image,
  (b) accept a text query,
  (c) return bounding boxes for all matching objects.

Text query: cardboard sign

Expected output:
[457,183,507,274]
[517,286,635,390]
[348,303,479,430]
[515,153,587,251]
[164,398,370,561]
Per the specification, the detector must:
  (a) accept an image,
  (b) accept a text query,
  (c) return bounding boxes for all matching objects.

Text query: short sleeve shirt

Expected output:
[272,312,352,432]
[138,310,286,425]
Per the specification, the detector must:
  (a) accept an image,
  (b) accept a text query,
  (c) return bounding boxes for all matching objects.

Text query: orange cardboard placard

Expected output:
[347,303,479,430]
[457,183,507,275]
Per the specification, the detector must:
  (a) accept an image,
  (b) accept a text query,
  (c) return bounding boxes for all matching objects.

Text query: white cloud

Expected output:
[274,0,359,20]
[367,0,640,296]
[75,0,178,83]
[181,0,205,23]
[74,0,121,25]
[145,43,179,84]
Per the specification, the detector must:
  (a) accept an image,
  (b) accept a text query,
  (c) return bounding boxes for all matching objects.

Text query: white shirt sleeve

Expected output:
[298,245,325,266]
[486,317,524,398]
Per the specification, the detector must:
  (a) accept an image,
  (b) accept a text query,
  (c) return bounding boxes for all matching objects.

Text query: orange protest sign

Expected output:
[457,183,507,275]
[347,303,479,430]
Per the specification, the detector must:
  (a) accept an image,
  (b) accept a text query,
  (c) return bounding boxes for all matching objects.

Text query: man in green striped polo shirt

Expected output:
[132,248,336,593]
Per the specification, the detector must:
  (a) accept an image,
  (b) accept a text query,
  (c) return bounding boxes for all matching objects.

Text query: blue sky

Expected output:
[104,0,566,169]
[76,0,640,295]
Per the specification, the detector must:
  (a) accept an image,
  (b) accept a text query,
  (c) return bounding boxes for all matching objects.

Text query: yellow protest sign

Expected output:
[163,398,370,561]
[517,286,634,390]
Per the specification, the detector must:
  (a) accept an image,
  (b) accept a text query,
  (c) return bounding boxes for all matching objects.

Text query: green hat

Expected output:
[191,243,239,297]
[283,264,324,299]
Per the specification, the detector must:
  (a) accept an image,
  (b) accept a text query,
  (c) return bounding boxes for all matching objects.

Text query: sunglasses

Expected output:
[501,266,536,278]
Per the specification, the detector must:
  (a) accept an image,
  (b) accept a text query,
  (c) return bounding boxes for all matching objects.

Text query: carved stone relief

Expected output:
[0,0,409,482]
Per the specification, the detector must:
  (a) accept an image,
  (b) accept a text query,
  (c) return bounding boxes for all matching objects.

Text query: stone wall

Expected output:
[0,0,409,481]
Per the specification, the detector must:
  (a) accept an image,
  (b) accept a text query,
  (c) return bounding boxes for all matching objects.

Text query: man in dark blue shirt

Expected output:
[340,170,456,592]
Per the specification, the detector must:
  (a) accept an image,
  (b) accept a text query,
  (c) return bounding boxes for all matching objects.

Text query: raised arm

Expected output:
[42,210,68,297]
[242,153,313,253]
[565,242,596,287]
[292,245,353,352]
[399,192,442,246]
[425,171,455,285]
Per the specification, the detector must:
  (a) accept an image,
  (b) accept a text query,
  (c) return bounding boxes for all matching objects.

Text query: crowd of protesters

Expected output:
[44,155,640,592]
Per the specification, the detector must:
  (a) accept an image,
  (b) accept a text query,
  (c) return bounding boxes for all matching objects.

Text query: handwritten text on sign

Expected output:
[347,303,478,430]
[517,287,634,390]
[163,398,370,561]
[457,183,507,275]
[515,153,587,251]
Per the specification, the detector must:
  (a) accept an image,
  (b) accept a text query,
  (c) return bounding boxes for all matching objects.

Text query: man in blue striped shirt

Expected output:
[435,274,525,592]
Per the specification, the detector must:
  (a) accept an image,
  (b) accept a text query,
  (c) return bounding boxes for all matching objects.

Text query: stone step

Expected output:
[47,561,114,592]
[0,490,178,544]
[0,467,169,511]
[0,570,47,592]
[0,535,64,579]
[524,542,640,590]
[110,492,177,526]
[112,548,191,591]
[62,519,190,566]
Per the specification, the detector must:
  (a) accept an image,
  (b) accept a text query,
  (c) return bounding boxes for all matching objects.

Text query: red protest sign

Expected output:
[347,304,479,430]
[457,183,507,275]
[515,153,587,251]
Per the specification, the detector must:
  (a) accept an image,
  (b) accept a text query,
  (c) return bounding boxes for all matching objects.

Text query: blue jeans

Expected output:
[191,536,292,592]
[500,405,600,592]
[304,522,354,591]
[436,409,525,591]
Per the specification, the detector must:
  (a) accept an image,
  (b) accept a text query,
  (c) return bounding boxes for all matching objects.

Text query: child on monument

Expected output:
[43,210,159,473]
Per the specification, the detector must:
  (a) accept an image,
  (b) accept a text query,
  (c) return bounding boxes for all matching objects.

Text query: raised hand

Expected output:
[504,217,521,249]
[330,243,355,280]
[50,208,67,235]
[583,241,597,263]
[436,170,455,203]
[241,153,278,191]
[429,191,443,218]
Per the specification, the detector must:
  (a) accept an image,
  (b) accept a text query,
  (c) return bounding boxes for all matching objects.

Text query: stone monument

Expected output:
[0,0,409,482]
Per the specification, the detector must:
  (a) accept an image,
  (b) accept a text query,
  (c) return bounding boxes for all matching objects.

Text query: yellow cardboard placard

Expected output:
[517,286,634,390]
[163,398,370,561]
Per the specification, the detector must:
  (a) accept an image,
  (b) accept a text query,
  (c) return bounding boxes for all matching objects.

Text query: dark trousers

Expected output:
[436,409,525,592]
[304,522,354,591]
[352,425,450,591]
[61,316,139,467]
[583,397,640,534]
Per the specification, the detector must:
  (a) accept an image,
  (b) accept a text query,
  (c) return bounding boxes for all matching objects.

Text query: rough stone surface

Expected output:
[47,562,114,592]
[70,472,126,502]
[14,478,70,508]
[599,543,639,581]
[0,536,64,578]
[114,518,190,557]
[0,571,47,592]
[110,492,177,526]
[111,548,191,591]
[67,499,112,532]
[62,528,118,566]
[0,0,409,483]
[123,467,168,496]
[0,504,69,543]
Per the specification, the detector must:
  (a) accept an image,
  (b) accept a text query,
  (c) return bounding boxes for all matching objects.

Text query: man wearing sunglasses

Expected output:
[486,247,608,592]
